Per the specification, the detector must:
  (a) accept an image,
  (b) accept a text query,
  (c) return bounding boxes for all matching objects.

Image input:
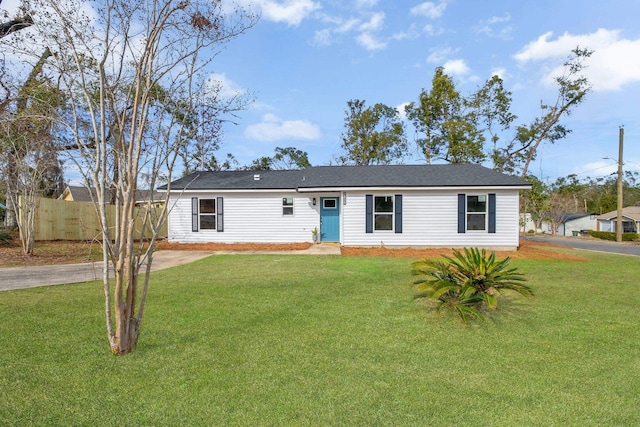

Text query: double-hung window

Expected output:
[282,197,294,215]
[374,196,394,231]
[192,197,223,232]
[466,195,487,231]
[458,193,495,234]
[366,194,402,233]
[199,199,216,229]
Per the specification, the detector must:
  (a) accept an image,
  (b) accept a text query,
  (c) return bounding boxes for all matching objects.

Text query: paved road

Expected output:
[525,235,640,257]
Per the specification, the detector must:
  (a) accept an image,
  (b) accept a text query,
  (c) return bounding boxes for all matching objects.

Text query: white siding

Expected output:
[168,189,521,248]
[560,216,597,236]
[341,190,520,248]
[168,192,326,243]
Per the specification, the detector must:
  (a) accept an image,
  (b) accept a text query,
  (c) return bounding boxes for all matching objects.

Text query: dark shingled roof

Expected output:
[162,164,529,191]
[62,186,97,202]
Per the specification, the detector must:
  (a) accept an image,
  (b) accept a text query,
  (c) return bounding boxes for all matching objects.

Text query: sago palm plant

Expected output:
[412,247,533,322]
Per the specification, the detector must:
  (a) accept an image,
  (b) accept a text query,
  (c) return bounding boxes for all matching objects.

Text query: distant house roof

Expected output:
[134,190,164,204]
[58,186,97,202]
[161,164,530,191]
[561,213,596,223]
[597,206,640,221]
[59,186,163,204]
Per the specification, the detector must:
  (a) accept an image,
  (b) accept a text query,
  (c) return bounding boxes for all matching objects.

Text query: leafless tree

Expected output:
[545,192,576,235]
[14,0,257,354]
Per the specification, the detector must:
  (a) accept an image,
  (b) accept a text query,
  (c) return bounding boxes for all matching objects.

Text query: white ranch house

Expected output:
[161,164,530,250]
[531,213,598,236]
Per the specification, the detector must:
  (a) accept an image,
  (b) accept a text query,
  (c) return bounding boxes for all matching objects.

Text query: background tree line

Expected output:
[336,47,592,179]
[522,171,640,234]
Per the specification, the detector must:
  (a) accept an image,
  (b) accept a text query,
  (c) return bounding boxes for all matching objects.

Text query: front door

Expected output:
[320,197,340,242]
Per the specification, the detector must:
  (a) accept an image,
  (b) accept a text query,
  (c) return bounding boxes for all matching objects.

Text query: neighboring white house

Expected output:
[160,164,531,250]
[521,212,597,235]
[597,207,640,233]
[557,213,598,236]
[550,213,598,236]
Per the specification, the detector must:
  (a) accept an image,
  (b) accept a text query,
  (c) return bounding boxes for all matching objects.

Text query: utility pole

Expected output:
[616,126,624,243]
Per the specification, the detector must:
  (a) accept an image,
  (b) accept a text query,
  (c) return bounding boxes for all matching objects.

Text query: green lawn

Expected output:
[1,251,639,426]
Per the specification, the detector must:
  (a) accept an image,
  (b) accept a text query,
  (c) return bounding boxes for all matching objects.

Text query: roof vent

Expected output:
[253,174,260,181]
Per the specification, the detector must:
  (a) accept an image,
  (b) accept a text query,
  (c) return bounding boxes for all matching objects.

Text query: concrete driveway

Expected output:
[0,244,342,291]
[0,250,213,291]
[525,235,640,257]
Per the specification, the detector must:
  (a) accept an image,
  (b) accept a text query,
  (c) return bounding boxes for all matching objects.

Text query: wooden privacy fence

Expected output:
[26,197,167,241]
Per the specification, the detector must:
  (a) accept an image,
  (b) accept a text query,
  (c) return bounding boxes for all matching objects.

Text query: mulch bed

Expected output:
[0,238,585,268]
[157,239,585,261]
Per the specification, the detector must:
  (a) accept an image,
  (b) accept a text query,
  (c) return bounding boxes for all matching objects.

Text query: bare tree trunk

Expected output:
[22,0,257,355]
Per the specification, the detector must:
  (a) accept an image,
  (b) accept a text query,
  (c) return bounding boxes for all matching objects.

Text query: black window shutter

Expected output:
[488,193,496,234]
[191,197,199,232]
[365,194,373,233]
[457,193,466,233]
[394,194,403,233]
[216,197,224,232]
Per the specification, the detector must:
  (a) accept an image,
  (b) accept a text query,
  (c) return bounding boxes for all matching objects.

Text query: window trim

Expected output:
[458,193,496,234]
[374,195,394,232]
[466,194,487,231]
[366,194,403,234]
[282,197,294,216]
[199,198,217,230]
[322,198,337,209]
[192,197,224,232]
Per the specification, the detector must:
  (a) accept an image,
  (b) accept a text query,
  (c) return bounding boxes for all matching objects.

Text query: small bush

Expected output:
[527,229,535,234]
[412,248,533,322]
[588,230,639,242]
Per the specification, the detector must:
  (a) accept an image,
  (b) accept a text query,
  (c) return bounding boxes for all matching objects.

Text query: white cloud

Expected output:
[422,24,444,36]
[240,0,321,26]
[355,0,379,8]
[312,17,360,46]
[336,18,360,33]
[443,59,474,79]
[207,73,246,98]
[427,47,457,63]
[312,28,333,46]
[572,160,618,177]
[359,11,385,32]
[356,32,387,51]
[312,10,387,51]
[245,114,322,141]
[490,67,507,79]
[514,28,640,91]
[392,23,419,41]
[396,102,411,120]
[474,13,512,40]
[410,1,448,19]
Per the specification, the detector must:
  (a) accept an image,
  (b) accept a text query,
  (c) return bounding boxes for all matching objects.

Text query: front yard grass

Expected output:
[1,251,639,425]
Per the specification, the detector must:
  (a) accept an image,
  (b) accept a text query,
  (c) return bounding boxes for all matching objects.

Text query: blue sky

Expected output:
[209,0,640,182]
[3,0,640,183]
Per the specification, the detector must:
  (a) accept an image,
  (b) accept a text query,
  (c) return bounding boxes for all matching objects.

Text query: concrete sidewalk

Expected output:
[0,245,341,291]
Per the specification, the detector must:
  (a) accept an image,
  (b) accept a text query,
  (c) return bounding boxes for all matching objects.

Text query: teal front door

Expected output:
[320,197,340,242]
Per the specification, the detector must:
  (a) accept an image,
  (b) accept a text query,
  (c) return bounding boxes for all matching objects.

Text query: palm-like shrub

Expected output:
[412,247,533,322]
